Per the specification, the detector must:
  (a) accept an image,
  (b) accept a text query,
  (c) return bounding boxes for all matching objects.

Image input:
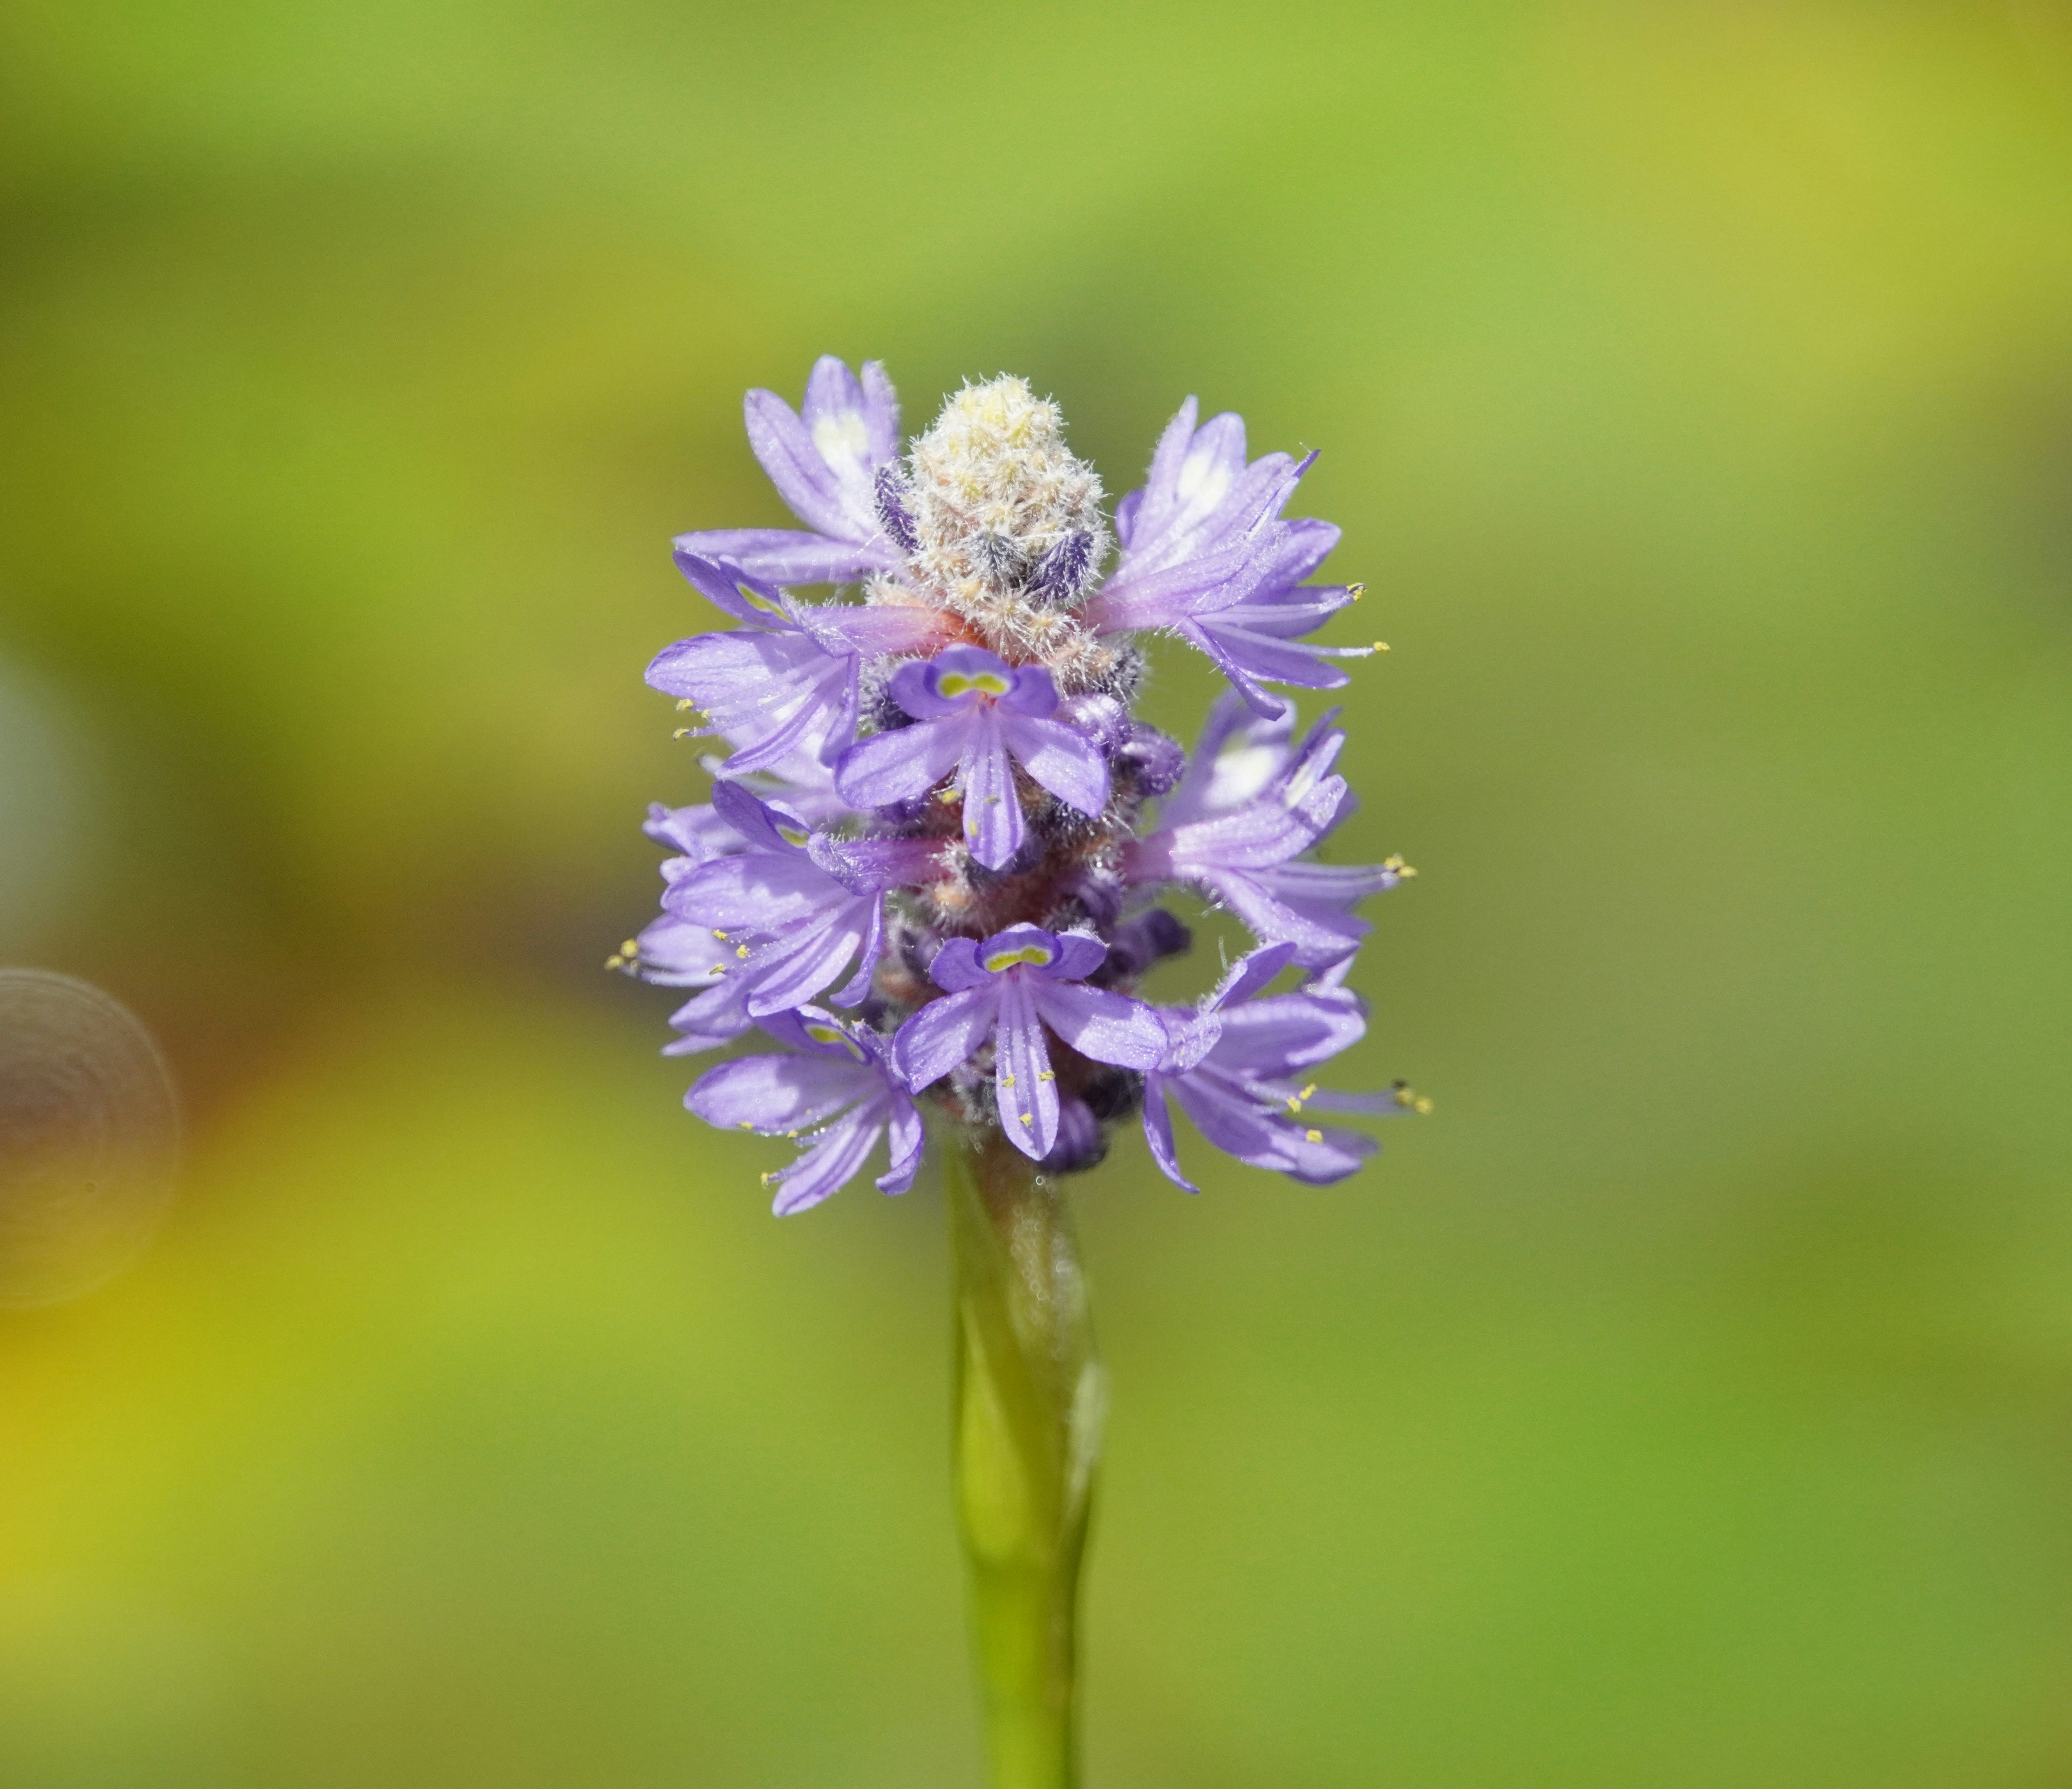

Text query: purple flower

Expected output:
[649,552,953,771]
[1143,944,1418,1191]
[662,782,945,1051]
[1127,695,1408,968]
[834,646,1109,870]
[687,1007,924,1216]
[674,356,906,586]
[1085,399,1374,716]
[891,924,1168,1160]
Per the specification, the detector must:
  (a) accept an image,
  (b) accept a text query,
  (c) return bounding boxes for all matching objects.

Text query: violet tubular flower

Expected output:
[1128,692,1413,969]
[1142,944,1428,1193]
[674,356,906,585]
[1084,398,1381,716]
[687,1007,923,1215]
[619,360,1429,1789]
[659,781,944,1051]
[835,645,1108,870]
[891,924,1167,1159]
[650,552,953,771]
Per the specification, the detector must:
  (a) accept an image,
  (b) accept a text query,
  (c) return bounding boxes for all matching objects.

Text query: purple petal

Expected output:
[993,977,1060,1160]
[708,780,813,856]
[807,832,947,895]
[792,599,951,659]
[1027,981,1168,1071]
[834,711,971,809]
[927,937,989,993]
[876,1091,926,1194]
[745,385,860,541]
[999,663,1061,718]
[669,853,841,931]
[800,356,887,535]
[769,1105,887,1216]
[642,801,735,863]
[645,630,851,775]
[995,711,1109,818]
[687,1051,875,1134]
[671,552,795,629]
[630,912,730,987]
[741,905,872,1014]
[1206,942,1299,1010]
[860,361,902,466]
[891,986,1000,1091]
[827,896,885,1008]
[672,528,897,586]
[1140,1081,1199,1192]
[1205,989,1367,1076]
[957,709,1024,870]
[1040,930,1107,982]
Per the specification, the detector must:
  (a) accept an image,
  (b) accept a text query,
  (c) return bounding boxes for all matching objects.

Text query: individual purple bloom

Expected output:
[1143,944,1417,1192]
[662,782,945,1051]
[687,1006,924,1216]
[1085,399,1374,716]
[1127,695,1408,968]
[673,356,906,585]
[649,553,954,771]
[834,646,1110,870]
[891,924,1168,1160]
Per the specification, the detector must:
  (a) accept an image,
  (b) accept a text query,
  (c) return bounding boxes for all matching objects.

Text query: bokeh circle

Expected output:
[0,971,180,1307]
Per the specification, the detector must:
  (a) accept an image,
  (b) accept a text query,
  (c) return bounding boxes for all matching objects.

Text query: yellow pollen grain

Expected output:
[1018,1114,1033,1126]
[1000,1075,1015,1088]
[1038,1070,1055,1082]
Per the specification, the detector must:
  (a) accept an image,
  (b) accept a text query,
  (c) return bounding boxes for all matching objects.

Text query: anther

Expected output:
[1304,1129,1324,1143]
[1018,1113,1033,1126]
[1372,641,1389,653]
[1037,1070,1055,1082]
[734,944,749,959]
[1348,582,1367,602]
[676,698,696,711]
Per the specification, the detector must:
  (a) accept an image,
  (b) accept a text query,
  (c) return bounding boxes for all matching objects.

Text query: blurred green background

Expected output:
[4,2,2072,1783]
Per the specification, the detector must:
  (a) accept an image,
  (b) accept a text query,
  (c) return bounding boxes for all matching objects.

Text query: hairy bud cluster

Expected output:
[621,356,1423,1214]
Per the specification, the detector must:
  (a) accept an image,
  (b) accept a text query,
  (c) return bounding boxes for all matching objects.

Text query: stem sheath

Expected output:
[947,1134,1104,1789]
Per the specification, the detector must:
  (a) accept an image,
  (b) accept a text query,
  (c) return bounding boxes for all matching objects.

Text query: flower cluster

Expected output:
[616,360,1427,1212]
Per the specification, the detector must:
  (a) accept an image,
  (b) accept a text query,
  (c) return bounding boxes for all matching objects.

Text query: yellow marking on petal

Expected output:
[936,670,1012,700]
[983,944,1055,973]
[735,580,786,616]
[776,823,810,848]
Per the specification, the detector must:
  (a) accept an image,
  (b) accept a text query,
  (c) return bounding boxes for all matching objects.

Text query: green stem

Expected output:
[947,1132,1105,1789]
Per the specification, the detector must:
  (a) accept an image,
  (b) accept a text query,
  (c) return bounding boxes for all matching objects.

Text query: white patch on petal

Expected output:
[1175,447,1232,514]
[813,410,871,474]
[1197,742,1282,812]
